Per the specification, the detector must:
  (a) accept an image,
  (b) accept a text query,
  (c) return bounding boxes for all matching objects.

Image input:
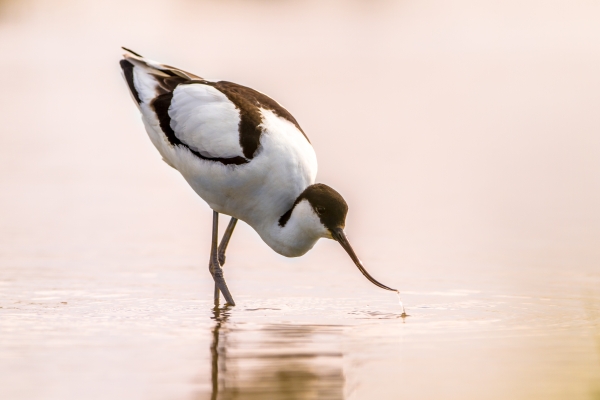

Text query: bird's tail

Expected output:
[119,47,200,107]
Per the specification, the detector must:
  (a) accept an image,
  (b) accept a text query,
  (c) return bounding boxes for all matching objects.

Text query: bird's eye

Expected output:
[316,206,325,214]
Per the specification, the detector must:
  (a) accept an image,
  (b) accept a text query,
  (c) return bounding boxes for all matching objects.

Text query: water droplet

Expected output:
[395,290,407,316]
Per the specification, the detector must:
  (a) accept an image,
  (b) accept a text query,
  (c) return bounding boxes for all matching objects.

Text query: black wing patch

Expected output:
[213,81,310,146]
[119,60,141,104]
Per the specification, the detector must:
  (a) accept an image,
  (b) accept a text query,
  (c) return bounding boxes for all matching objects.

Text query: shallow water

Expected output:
[1,0,600,399]
[2,258,598,399]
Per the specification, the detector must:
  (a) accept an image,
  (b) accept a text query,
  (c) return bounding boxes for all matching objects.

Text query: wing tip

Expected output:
[122,47,143,58]
[119,58,142,104]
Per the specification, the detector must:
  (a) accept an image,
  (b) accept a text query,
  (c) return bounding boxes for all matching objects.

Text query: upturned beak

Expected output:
[331,228,397,292]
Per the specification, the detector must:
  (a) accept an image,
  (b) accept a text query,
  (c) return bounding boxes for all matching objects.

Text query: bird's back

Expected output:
[120,50,318,236]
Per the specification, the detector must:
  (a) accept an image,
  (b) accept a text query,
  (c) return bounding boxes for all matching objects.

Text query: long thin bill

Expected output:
[332,228,397,292]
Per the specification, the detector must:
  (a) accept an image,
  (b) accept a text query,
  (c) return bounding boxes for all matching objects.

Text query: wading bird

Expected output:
[119,48,397,306]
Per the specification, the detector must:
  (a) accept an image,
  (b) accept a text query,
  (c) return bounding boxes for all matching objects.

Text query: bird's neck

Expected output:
[255,200,329,258]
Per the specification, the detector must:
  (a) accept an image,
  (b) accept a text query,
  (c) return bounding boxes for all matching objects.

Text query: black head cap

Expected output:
[279,184,348,231]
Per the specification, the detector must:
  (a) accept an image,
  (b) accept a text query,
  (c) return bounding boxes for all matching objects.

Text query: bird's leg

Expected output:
[218,217,238,266]
[209,211,236,306]
[212,217,238,303]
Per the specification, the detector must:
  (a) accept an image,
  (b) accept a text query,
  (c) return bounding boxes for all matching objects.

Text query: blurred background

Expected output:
[0,0,599,399]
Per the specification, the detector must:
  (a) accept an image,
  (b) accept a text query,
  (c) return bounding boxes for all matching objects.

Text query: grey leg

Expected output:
[209,211,236,306]
[218,217,238,266]
[214,217,238,302]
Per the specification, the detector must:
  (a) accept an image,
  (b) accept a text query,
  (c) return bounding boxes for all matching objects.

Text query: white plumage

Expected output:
[169,84,244,159]
[125,54,318,256]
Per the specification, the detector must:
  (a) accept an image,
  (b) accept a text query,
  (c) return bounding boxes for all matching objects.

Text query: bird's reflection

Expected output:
[208,306,344,400]
[210,305,231,400]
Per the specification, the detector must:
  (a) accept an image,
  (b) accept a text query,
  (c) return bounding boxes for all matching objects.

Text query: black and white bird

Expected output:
[119,48,397,306]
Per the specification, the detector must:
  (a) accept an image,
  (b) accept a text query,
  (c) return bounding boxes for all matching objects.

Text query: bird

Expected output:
[119,47,397,306]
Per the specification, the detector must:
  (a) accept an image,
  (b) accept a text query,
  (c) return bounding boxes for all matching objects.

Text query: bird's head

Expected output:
[282,184,397,293]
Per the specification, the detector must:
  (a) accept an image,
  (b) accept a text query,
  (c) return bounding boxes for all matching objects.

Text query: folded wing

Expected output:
[120,50,247,164]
